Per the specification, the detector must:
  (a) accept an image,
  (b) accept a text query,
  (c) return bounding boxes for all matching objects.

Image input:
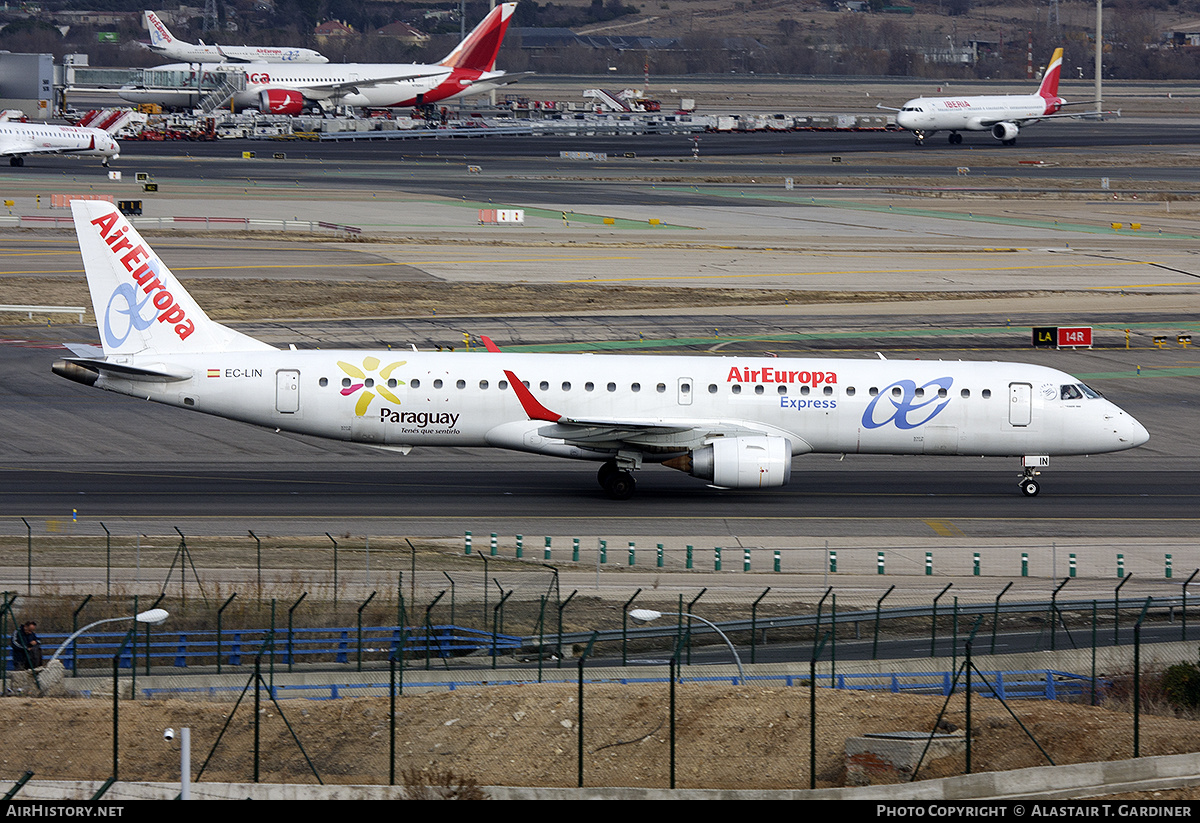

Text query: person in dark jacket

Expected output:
[10,620,43,671]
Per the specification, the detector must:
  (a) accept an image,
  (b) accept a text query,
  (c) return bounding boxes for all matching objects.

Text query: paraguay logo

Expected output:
[338,357,405,416]
[862,377,954,430]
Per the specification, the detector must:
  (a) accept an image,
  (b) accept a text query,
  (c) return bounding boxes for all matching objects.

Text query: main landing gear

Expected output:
[948,132,962,144]
[9,156,24,166]
[598,460,636,500]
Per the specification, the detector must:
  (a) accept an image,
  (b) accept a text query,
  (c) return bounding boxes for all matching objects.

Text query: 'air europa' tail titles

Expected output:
[71,201,273,357]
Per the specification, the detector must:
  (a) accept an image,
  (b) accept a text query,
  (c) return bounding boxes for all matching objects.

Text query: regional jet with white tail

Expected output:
[53,201,1149,499]
[880,48,1106,146]
[144,11,328,64]
[0,121,119,167]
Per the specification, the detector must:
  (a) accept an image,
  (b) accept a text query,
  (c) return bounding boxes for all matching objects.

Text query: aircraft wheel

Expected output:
[597,460,619,489]
[605,471,636,500]
[10,156,22,167]
[1020,479,1040,497]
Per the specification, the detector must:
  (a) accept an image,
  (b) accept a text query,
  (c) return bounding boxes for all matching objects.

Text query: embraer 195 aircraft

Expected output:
[881,48,1104,146]
[124,4,519,113]
[144,11,328,64]
[54,202,1149,499]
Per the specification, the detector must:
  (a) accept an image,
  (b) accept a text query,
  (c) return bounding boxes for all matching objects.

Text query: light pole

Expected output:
[48,608,170,667]
[629,608,745,681]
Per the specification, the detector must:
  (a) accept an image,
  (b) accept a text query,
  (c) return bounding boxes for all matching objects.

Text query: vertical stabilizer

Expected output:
[145,11,177,49]
[439,3,517,72]
[71,200,274,356]
[1038,47,1064,100]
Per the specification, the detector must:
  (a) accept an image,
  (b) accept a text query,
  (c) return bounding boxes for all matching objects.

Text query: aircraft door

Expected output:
[276,369,300,413]
[677,377,693,406]
[1008,382,1032,427]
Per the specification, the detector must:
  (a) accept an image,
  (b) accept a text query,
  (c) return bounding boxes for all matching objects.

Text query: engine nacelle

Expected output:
[687,436,792,489]
[991,121,1019,142]
[259,89,307,115]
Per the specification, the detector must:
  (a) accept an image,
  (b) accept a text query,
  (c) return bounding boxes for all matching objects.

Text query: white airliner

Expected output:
[124,4,520,114]
[882,48,1102,146]
[144,11,328,64]
[54,201,1149,499]
[0,121,119,167]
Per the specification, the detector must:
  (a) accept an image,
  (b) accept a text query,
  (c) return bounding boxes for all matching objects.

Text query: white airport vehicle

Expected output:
[0,121,119,167]
[125,4,521,114]
[881,48,1103,146]
[144,11,328,64]
[54,201,1149,499]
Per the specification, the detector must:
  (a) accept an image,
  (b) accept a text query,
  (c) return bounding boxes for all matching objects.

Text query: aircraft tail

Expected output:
[439,2,517,72]
[1038,47,1064,99]
[70,200,274,356]
[144,11,176,48]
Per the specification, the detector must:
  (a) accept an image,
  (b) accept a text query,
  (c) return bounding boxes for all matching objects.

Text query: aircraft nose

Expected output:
[1124,414,1150,448]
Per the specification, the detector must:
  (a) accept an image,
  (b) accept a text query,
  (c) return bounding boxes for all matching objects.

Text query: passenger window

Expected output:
[708,384,718,393]
[479,380,488,390]
[937,388,947,398]
[824,386,833,396]
[540,381,549,391]
[585,382,594,392]
[562,382,571,391]
[732,385,742,395]
[777,385,787,395]
[801,386,810,396]
[499,380,508,390]
[846,387,855,397]
[869,387,879,396]
[754,385,764,395]
[456,379,465,389]
[960,389,970,398]
[319,378,328,387]
[411,378,421,388]
[607,382,616,392]
[656,383,666,393]
[631,383,641,392]
[982,389,991,399]
[433,379,443,389]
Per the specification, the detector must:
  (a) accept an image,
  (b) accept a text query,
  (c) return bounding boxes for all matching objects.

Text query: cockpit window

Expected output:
[1078,383,1102,399]
[1060,385,1083,400]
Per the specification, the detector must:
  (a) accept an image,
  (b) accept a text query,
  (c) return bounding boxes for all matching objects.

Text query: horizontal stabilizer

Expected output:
[52,357,193,385]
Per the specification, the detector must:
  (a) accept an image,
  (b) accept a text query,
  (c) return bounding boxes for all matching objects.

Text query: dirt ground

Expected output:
[3,681,1200,796]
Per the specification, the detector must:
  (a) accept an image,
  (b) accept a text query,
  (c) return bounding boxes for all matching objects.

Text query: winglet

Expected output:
[481,335,501,353]
[503,370,561,422]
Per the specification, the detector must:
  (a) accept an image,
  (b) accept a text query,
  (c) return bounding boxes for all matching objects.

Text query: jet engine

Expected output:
[668,436,792,488]
[259,89,307,115]
[991,121,1019,142]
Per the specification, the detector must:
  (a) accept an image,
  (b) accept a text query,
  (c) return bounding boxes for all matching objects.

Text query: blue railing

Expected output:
[136,669,1098,702]
[31,624,522,672]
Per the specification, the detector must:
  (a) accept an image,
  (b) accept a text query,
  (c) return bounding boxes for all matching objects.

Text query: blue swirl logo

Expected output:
[103,283,158,348]
[862,377,954,430]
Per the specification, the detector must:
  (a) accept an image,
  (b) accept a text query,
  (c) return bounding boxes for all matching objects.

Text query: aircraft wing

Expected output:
[502,369,781,450]
[978,108,1118,127]
[300,69,451,94]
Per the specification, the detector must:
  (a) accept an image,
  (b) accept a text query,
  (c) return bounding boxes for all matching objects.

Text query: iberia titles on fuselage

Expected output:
[53,201,1149,499]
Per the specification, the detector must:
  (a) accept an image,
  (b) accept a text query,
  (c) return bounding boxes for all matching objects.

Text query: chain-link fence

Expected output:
[3,529,1200,794]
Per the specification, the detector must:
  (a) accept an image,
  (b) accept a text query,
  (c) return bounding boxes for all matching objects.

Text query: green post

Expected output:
[714,547,722,571]
[464,531,472,555]
[545,536,552,561]
[686,545,693,569]
[1069,553,1077,577]
[490,532,497,556]
[743,548,751,572]
[1118,553,1125,578]
[774,551,781,572]
[656,543,664,568]
[973,553,980,576]
[925,552,933,576]
[514,535,521,558]
[877,551,885,575]
[599,539,607,564]
[1166,554,1173,579]
[1022,553,1029,577]
[829,549,836,573]
[628,541,635,566]
[573,537,579,562]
